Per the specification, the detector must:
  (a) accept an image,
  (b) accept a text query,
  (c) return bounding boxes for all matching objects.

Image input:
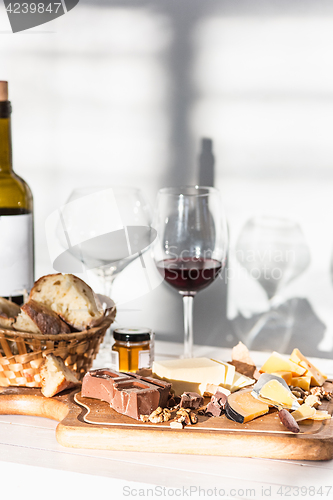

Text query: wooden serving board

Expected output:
[0,383,333,461]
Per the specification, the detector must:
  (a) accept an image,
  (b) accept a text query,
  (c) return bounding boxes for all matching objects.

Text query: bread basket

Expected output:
[0,307,116,388]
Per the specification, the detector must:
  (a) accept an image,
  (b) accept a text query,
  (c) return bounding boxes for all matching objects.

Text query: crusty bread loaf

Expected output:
[40,354,79,397]
[0,297,21,330]
[14,300,71,335]
[29,274,104,331]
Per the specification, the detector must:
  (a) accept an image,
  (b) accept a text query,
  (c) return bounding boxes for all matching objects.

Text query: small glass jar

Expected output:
[111,328,154,373]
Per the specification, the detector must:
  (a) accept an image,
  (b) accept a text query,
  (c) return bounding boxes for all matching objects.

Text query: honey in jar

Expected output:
[111,328,154,372]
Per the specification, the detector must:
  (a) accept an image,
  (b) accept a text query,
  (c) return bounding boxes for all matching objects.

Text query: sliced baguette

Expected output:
[40,354,79,397]
[0,297,21,330]
[29,274,104,331]
[14,300,71,335]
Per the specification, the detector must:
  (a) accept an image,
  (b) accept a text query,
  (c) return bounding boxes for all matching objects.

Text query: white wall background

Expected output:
[1,0,333,356]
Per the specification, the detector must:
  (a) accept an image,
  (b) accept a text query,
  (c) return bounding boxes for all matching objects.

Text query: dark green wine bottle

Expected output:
[0,81,34,305]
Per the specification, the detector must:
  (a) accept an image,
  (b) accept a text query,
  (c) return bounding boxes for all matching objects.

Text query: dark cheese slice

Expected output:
[225,389,269,424]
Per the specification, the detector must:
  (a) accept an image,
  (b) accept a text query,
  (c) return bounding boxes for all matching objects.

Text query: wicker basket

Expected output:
[0,307,116,388]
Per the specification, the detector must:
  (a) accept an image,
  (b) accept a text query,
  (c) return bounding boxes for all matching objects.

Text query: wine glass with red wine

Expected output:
[153,186,228,358]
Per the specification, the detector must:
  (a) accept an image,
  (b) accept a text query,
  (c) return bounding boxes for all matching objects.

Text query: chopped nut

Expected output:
[149,407,163,417]
[149,414,164,424]
[190,412,198,424]
[291,390,302,399]
[183,413,192,425]
[162,408,172,421]
[140,415,149,422]
[176,408,191,418]
[290,386,307,397]
[310,387,332,400]
[170,421,184,429]
[304,394,321,409]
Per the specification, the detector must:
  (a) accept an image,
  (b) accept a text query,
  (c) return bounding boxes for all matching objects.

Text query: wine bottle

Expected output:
[0,81,34,305]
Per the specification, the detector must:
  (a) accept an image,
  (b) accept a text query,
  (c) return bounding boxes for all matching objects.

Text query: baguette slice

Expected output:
[29,274,104,331]
[14,300,71,335]
[40,354,79,397]
[0,297,21,330]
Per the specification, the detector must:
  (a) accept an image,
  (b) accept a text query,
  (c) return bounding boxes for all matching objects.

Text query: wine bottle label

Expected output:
[0,213,34,296]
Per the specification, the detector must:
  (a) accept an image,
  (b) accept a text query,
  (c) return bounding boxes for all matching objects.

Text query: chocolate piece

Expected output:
[112,379,161,419]
[206,401,223,417]
[81,369,129,403]
[139,376,172,409]
[205,390,227,417]
[81,368,171,420]
[212,390,227,409]
[167,395,181,408]
[180,392,204,409]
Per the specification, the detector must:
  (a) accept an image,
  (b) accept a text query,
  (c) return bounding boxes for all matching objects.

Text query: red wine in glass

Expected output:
[157,258,222,293]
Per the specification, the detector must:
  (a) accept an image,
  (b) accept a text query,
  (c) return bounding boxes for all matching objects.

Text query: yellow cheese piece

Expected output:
[259,379,298,408]
[211,359,236,390]
[290,376,311,392]
[226,389,269,423]
[290,348,327,387]
[260,351,306,377]
[291,404,316,422]
[152,358,226,396]
[271,371,292,385]
[310,410,331,421]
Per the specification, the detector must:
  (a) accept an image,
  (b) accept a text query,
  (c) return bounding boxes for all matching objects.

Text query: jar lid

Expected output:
[113,328,152,342]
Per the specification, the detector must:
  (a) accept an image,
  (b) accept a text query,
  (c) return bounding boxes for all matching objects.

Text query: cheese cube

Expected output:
[290,376,311,392]
[289,349,327,387]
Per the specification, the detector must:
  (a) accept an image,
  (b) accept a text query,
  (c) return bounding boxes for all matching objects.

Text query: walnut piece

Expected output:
[310,386,332,400]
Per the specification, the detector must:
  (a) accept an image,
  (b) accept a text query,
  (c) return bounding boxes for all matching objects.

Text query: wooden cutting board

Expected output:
[0,383,332,461]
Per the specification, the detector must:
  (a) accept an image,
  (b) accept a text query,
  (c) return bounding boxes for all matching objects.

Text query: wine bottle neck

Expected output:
[0,102,12,174]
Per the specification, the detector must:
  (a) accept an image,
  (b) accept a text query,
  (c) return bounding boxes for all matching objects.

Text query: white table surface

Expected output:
[0,342,333,500]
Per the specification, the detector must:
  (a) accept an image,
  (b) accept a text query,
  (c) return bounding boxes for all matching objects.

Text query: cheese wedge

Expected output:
[226,389,269,423]
[152,358,226,396]
[211,359,235,390]
[271,371,292,385]
[291,404,316,422]
[259,379,298,409]
[289,349,327,387]
[230,371,255,392]
[290,376,311,392]
[260,351,306,376]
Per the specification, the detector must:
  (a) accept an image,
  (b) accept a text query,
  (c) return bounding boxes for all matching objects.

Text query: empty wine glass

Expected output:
[153,186,228,358]
[235,216,311,346]
[55,186,154,352]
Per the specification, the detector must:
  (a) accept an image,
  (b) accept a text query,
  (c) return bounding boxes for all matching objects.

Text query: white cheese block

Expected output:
[152,357,226,396]
[211,359,236,390]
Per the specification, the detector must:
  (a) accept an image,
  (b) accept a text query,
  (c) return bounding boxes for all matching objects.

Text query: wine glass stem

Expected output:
[182,294,194,358]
